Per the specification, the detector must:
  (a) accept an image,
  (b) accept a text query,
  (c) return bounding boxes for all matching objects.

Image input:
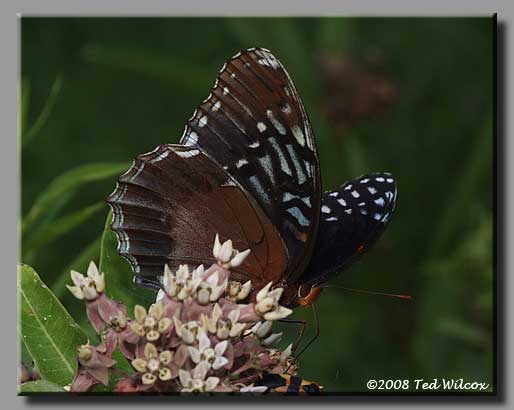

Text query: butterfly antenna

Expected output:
[321,285,412,300]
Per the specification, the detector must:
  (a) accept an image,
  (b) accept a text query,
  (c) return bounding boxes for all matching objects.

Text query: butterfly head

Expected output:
[297,285,323,307]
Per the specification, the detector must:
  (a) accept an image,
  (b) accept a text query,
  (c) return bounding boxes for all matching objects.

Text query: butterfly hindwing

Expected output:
[299,173,398,286]
[106,144,287,289]
[180,48,322,281]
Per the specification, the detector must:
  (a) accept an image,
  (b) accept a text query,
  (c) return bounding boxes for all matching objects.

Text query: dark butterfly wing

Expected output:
[298,173,398,286]
[106,144,287,289]
[179,48,321,282]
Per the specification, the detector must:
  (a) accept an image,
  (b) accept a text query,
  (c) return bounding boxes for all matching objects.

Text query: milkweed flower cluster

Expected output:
[66,236,298,393]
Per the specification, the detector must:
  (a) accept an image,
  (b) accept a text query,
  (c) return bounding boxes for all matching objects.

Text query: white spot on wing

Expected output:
[330,192,339,197]
[258,154,275,184]
[150,150,171,163]
[304,160,312,177]
[351,190,360,198]
[292,125,305,146]
[184,131,199,146]
[249,141,260,149]
[375,177,385,182]
[386,178,394,183]
[367,187,377,195]
[281,103,292,114]
[212,101,221,111]
[374,197,386,207]
[199,116,208,127]
[257,122,267,133]
[374,213,382,220]
[326,217,338,222]
[286,206,309,227]
[321,205,331,214]
[222,179,237,187]
[360,178,370,184]
[286,144,306,184]
[249,175,270,205]
[337,198,347,206]
[266,109,286,135]
[236,159,248,169]
[175,149,200,159]
[269,137,292,176]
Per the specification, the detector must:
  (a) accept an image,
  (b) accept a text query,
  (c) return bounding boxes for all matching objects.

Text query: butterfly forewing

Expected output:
[180,48,321,281]
[107,144,287,289]
[299,173,398,286]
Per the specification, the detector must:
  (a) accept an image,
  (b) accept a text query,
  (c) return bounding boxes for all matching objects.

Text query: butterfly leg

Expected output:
[279,303,320,361]
[278,318,308,354]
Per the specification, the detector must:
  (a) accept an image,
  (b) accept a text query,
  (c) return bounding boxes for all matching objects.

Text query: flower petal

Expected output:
[66,285,84,300]
[188,347,201,364]
[198,331,211,352]
[212,356,229,370]
[134,305,147,324]
[70,270,84,287]
[178,369,191,387]
[144,343,158,359]
[219,239,233,263]
[229,248,251,268]
[193,362,208,380]
[256,282,273,302]
[263,306,292,321]
[212,233,221,259]
[131,358,147,373]
[204,376,220,391]
[86,261,100,280]
[159,350,173,365]
[214,340,228,356]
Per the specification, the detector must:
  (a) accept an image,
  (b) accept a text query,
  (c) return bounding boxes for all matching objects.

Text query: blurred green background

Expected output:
[20,17,494,393]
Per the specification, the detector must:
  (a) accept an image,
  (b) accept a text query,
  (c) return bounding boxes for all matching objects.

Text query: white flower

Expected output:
[66,261,105,301]
[130,303,172,341]
[195,271,228,305]
[280,344,293,362]
[240,384,268,393]
[179,362,219,392]
[251,321,281,346]
[227,280,252,301]
[131,343,173,385]
[212,233,251,269]
[188,331,229,370]
[226,308,247,338]
[173,317,205,344]
[163,264,202,300]
[254,282,292,321]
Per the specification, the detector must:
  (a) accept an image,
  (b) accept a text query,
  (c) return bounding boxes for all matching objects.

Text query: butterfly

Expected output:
[106,48,398,308]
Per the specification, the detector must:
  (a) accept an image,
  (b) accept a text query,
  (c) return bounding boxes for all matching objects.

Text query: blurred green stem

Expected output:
[22,75,63,148]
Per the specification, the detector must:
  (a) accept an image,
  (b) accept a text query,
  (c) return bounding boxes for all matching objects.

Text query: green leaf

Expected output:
[99,210,155,312]
[18,379,66,394]
[52,235,103,299]
[22,161,129,235]
[23,202,104,258]
[22,75,63,148]
[18,264,87,387]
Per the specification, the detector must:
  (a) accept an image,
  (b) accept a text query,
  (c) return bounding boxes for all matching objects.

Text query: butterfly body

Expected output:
[107,48,398,306]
